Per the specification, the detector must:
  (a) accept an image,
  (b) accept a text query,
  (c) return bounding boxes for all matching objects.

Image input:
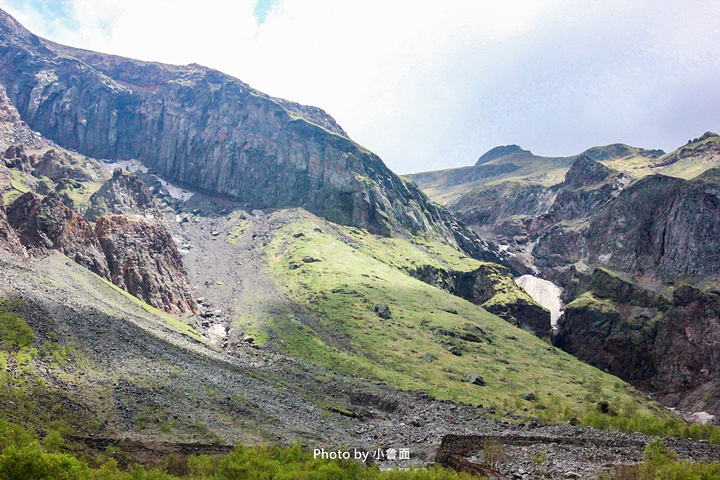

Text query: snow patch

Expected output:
[515,275,564,329]
[669,408,716,425]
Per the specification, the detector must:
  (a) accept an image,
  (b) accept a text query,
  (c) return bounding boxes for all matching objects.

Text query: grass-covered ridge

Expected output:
[264,212,669,422]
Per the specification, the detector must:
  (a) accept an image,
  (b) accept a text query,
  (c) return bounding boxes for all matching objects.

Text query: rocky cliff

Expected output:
[0,198,23,254]
[95,215,197,314]
[536,169,720,285]
[86,168,161,222]
[439,156,630,270]
[652,285,720,412]
[554,273,720,414]
[2,189,195,314]
[7,191,110,277]
[0,8,504,265]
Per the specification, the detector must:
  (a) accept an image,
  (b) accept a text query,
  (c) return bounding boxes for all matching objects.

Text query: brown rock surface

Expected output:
[0,198,24,254]
[95,215,197,314]
[6,191,110,277]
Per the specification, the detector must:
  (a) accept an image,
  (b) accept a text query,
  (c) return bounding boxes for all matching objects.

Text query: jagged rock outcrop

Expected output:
[6,191,110,276]
[437,157,630,249]
[95,215,197,314]
[2,144,103,184]
[555,280,720,414]
[555,292,657,383]
[0,8,504,265]
[3,190,194,314]
[538,170,720,285]
[86,168,161,222]
[651,285,720,412]
[0,199,24,255]
[410,263,551,337]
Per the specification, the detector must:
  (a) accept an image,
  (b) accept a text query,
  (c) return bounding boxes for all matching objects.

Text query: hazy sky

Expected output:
[2,0,719,174]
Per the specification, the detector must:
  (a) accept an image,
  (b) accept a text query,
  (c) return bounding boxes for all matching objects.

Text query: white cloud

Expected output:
[2,0,720,174]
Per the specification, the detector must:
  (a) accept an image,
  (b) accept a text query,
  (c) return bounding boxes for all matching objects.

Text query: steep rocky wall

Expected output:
[0,9,505,265]
[0,199,24,255]
[554,272,720,414]
[554,293,657,383]
[651,286,720,413]
[95,215,197,314]
[568,173,720,284]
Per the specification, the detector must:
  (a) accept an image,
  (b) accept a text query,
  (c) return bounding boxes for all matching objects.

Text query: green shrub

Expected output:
[0,312,34,349]
[0,442,89,480]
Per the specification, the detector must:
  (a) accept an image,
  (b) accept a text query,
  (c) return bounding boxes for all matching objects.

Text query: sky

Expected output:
[1,0,719,174]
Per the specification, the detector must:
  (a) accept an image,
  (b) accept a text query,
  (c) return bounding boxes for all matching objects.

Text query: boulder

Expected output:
[465,373,486,386]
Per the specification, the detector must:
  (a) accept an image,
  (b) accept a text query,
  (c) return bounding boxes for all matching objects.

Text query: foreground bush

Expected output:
[602,439,720,480]
[0,422,481,480]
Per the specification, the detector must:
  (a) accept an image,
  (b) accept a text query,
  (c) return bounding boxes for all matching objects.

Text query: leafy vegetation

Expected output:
[0,423,481,480]
[602,439,720,479]
[0,311,34,350]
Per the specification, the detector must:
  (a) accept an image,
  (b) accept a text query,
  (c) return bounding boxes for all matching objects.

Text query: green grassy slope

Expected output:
[261,211,668,422]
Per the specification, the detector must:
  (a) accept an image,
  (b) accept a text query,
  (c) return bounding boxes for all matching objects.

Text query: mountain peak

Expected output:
[563,155,617,188]
[475,145,531,165]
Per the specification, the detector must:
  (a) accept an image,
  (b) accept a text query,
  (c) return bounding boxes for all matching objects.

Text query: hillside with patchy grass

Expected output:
[2,6,720,477]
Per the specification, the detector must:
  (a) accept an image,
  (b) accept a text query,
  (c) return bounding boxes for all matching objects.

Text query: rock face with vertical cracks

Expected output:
[95,215,197,314]
[0,8,505,265]
[554,268,720,414]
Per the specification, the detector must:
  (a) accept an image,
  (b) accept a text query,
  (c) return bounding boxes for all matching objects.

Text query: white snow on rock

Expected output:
[515,275,564,329]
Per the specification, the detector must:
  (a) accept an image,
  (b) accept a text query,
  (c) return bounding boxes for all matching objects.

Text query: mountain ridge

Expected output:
[0,7,505,266]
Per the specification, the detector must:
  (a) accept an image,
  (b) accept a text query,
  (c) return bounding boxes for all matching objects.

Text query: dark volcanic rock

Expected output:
[95,215,197,314]
[0,8,505,265]
[534,165,720,287]
[86,168,161,222]
[555,274,720,414]
[651,286,720,412]
[562,155,616,189]
[580,173,720,284]
[554,292,656,382]
[442,157,629,249]
[7,191,110,277]
[409,263,551,338]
